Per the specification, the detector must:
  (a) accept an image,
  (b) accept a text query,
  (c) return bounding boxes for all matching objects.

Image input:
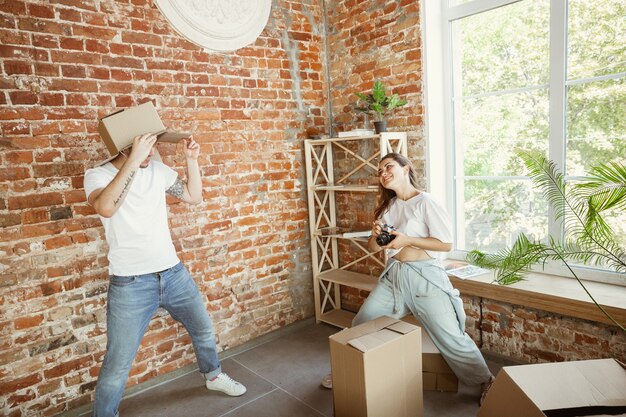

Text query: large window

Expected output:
[430,0,625,280]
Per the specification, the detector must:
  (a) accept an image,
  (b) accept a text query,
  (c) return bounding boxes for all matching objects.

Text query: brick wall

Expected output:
[465,296,626,364]
[1,0,624,415]
[324,0,425,312]
[0,0,326,415]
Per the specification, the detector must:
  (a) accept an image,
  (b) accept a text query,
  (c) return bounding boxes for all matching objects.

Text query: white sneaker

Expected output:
[206,373,247,396]
[321,373,332,389]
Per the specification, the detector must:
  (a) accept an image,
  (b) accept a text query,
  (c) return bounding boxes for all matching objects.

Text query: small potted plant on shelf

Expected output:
[355,80,408,133]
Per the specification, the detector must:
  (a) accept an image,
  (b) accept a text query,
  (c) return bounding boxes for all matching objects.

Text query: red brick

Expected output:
[32,163,84,177]
[0,167,30,181]
[18,18,66,36]
[34,62,59,76]
[101,55,144,69]
[0,213,21,227]
[40,93,65,106]
[0,373,42,393]
[28,3,55,18]
[22,208,49,224]
[44,235,73,250]
[9,91,38,105]
[31,121,60,135]
[50,79,98,92]
[15,314,44,329]
[3,60,32,74]
[34,150,62,162]
[61,65,86,78]
[0,0,27,15]
[66,93,90,106]
[85,39,109,54]
[8,192,63,210]
[60,37,84,51]
[43,356,92,379]
[4,150,33,163]
[121,31,162,46]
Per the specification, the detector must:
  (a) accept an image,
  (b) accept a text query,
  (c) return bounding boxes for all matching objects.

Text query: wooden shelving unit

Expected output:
[304,132,408,328]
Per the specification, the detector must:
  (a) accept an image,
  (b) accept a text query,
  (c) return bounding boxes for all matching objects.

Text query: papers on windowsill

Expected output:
[445,264,491,279]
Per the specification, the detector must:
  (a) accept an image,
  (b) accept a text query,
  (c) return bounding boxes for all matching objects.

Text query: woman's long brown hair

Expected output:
[374,153,419,219]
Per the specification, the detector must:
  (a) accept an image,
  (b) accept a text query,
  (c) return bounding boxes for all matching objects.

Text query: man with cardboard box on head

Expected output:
[84,103,246,417]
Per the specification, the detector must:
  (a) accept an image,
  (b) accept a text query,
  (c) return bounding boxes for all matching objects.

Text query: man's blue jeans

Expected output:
[92,262,221,417]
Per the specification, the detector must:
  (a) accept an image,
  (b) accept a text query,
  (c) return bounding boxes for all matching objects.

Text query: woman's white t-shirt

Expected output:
[84,160,180,276]
[380,192,453,259]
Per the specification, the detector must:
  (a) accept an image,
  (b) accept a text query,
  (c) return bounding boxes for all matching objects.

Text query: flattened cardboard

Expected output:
[330,316,423,417]
[97,102,190,156]
[478,359,626,417]
[402,315,458,392]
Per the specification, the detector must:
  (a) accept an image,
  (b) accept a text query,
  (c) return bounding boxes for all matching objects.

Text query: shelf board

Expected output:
[318,269,377,291]
[306,136,378,144]
[319,309,356,328]
[312,232,371,242]
[311,184,378,192]
[305,132,408,145]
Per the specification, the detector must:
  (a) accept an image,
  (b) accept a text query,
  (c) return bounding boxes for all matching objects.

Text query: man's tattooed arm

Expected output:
[113,170,137,206]
[166,178,187,199]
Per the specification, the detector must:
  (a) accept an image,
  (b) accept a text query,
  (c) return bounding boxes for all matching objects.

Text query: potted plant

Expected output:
[355,80,407,133]
[467,152,626,331]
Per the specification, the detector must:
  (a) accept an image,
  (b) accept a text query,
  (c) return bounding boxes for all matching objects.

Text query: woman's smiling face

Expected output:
[377,157,405,189]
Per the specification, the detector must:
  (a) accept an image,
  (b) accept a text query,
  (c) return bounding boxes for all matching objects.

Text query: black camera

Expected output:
[376,224,397,246]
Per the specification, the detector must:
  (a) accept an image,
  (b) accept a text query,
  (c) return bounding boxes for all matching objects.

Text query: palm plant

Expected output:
[467,152,626,331]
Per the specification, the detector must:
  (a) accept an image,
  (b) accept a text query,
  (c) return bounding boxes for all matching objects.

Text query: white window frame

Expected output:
[423,0,626,286]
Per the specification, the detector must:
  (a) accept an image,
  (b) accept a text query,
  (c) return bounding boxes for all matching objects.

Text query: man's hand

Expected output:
[182,137,199,161]
[127,133,157,166]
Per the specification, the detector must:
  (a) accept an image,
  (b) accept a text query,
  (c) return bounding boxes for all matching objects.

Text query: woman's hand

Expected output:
[381,229,408,249]
[371,221,382,239]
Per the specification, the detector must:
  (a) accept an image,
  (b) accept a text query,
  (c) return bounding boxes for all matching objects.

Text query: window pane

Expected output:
[454,0,549,97]
[605,208,626,249]
[566,76,626,176]
[461,89,549,177]
[461,179,549,252]
[567,0,626,80]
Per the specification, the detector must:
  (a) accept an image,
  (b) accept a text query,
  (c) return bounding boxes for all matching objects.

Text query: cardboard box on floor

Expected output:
[402,315,459,392]
[330,316,423,417]
[478,358,626,417]
[97,101,190,157]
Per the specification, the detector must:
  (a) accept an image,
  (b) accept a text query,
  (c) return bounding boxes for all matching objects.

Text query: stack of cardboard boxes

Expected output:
[328,316,626,417]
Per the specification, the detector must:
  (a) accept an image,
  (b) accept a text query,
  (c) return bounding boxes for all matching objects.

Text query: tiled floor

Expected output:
[74,318,510,417]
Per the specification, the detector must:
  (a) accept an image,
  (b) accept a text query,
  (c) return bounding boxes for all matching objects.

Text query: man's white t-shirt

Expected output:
[380,192,453,259]
[84,160,180,276]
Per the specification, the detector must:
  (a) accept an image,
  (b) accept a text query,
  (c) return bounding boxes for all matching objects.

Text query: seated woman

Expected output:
[321,152,495,405]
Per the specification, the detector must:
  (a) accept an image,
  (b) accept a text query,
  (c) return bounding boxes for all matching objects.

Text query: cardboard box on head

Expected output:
[96,101,190,166]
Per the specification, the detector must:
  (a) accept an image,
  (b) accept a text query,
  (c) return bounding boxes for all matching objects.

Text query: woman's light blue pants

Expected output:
[353,258,492,385]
